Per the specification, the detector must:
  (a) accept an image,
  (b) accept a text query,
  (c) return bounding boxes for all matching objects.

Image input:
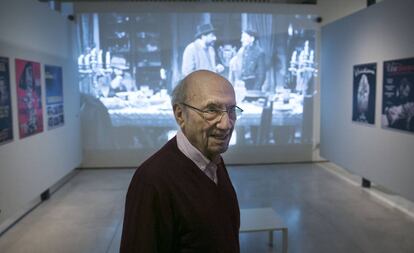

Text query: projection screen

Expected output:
[75,3,319,166]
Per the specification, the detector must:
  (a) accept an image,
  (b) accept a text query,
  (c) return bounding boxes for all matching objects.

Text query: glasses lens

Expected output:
[204,109,220,121]
[227,107,236,120]
[200,105,244,121]
[235,106,243,119]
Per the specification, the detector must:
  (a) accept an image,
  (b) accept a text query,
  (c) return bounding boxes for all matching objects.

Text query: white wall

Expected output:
[320,0,414,201]
[0,0,81,229]
[317,0,366,25]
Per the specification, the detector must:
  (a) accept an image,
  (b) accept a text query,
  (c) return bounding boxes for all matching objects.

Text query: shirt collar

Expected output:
[176,130,220,171]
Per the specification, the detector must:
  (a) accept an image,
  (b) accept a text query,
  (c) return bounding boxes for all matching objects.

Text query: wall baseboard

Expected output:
[318,162,414,220]
[0,169,79,236]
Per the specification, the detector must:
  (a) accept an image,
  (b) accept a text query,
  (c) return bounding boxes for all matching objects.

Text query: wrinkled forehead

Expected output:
[186,75,235,106]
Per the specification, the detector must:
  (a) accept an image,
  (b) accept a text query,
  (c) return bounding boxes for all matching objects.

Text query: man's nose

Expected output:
[216,112,233,130]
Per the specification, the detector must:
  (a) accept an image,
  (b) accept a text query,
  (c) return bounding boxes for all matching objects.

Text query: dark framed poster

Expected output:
[45,65,64,129]
[15,59,43,138]
[352,63,376,124]
[382,57,414,133]
[0,57,13,145]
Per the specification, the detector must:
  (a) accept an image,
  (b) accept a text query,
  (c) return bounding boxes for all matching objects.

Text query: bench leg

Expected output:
[268,230,274,247]
[282,228,288,253]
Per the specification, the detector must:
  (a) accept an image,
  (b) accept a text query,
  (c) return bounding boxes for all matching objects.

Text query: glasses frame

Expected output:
[180,102,243,122]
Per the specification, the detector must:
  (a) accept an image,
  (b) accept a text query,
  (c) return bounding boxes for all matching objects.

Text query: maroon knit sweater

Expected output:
[120,137,240,253]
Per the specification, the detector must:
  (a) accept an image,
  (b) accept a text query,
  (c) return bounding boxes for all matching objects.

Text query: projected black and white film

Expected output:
[77,12,318,151]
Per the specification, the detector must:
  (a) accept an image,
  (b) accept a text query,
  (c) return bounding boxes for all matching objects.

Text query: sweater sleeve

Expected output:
[120,179,175,253]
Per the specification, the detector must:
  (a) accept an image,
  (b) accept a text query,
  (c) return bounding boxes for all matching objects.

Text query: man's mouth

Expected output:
[210,134,228,140]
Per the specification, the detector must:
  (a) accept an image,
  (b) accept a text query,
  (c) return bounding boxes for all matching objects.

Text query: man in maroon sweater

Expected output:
[120,70,243,253]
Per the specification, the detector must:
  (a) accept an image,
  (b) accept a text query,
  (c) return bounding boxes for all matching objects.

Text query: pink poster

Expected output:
[15,59,43,138]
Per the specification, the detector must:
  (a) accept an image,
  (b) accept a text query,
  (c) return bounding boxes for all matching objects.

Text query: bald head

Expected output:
[171,70,234,106]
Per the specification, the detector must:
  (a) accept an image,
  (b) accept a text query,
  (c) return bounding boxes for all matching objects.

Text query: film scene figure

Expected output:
[182,23,224,76]
[229,29,265,91]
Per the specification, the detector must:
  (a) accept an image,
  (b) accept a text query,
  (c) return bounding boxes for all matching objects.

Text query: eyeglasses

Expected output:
[181,103,243,122]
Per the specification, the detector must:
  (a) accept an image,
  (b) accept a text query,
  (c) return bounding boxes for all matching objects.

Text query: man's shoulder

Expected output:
[246,44,264,56]
[183,41,196,52]
[132,137,186,184]
[140,138,180,168]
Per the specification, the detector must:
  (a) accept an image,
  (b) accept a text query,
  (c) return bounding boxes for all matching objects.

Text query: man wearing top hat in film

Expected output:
[182,23,224,76]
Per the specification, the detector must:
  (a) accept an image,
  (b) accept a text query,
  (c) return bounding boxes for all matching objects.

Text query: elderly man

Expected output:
[120,70,242,253]
[182,23,224,76]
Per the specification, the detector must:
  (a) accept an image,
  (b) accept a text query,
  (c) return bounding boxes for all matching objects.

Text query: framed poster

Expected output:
[15,59,43,138]
[45,65,64,129]
[382,57,414,133]
[352,63,376,124]
[0,57,13,144]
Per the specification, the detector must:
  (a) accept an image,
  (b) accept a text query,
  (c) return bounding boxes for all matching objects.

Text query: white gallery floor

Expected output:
[1,163,414,253]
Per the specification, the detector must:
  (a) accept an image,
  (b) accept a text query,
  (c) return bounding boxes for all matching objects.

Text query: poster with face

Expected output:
[0,57,13,144]
[352,63,376,125]
[15,59,43,138]
[45,65,64,129]
[382,58,414,133]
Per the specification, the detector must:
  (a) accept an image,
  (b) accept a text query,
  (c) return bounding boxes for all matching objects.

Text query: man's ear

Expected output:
[173,104,185,129]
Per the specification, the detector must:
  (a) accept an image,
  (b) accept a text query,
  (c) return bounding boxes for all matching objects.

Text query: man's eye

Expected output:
[205,109,219,114]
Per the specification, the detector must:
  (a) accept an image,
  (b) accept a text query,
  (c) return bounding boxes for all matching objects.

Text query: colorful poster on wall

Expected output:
[382,57,414,133]
[45,65,64,129]
[352,63,376,124]
[0,57,13,144]
[15,59,43,138]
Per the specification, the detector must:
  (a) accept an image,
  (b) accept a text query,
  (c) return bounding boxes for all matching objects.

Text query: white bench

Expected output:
[240,208,288,253]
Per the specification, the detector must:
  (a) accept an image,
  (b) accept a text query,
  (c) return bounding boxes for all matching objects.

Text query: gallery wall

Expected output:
[317,0,365,25]
[0,0,81,230]
[320,0,414,201]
